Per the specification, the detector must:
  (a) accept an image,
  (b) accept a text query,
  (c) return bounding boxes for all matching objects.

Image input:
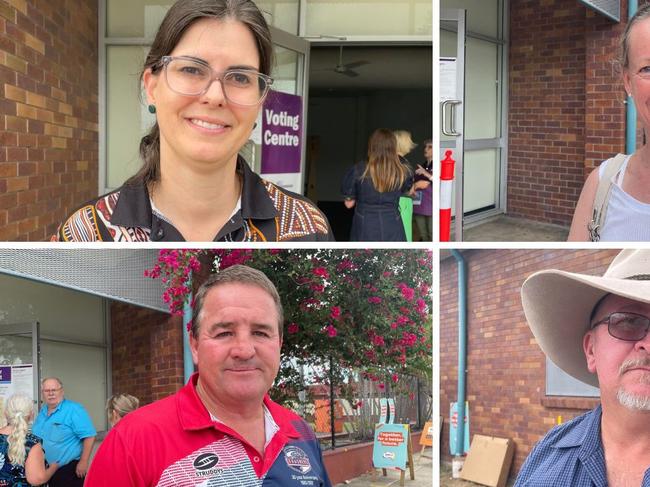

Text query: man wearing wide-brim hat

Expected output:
[515,249,650,487]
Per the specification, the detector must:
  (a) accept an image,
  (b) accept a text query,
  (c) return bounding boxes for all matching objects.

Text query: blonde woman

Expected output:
[341,128,413,241]
[106,394,139,428]
[394,130,417,241]
[0,393,58,486]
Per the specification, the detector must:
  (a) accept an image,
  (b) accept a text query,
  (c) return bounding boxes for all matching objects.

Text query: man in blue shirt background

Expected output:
[33,377,96,487]
[518,249,650,486]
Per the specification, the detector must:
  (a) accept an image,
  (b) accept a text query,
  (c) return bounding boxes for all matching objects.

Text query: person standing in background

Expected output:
[32,377,96,487]
[413,139,433,241]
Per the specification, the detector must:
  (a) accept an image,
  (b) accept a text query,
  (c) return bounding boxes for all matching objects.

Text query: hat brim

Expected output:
[521,269,650,387]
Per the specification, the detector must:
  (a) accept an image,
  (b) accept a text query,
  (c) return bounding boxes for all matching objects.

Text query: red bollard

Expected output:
[440,150,455,241]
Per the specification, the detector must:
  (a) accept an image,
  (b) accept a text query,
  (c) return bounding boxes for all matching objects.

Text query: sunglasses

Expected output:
[591,312,650,341]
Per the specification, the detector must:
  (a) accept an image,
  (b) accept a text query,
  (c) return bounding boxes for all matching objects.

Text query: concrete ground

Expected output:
[335,453,433,487]
[439,462,515,487]
[460,215,569,242]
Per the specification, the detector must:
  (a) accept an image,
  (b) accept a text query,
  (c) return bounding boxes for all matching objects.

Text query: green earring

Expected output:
[148,104,156,114]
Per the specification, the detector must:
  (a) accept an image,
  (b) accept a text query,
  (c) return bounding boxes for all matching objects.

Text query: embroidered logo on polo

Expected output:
[283,446,312,474]
[193,453,221,477]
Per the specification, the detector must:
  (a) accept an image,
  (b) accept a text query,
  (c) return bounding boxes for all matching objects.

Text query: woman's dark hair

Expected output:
[618,3,650,70]
[361,128,410,193]
[128,0,274,186]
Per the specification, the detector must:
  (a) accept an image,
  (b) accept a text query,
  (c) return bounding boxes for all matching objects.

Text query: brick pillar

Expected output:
[584,3,628,174]
[0,0,98,240]
[111,302,184,406]
[508,0,586,226]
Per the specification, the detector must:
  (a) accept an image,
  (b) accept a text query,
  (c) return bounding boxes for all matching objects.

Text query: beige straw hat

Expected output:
[521,249,650,387]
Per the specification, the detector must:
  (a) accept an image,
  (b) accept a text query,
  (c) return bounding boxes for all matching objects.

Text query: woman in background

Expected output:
[106,393,140,428]
[341,129,413,241]
[0,393,58,486]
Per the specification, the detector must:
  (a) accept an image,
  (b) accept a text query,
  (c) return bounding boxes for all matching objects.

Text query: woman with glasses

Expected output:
[341,128,413,241]
[53,0,332,242]
[568,4,650,241]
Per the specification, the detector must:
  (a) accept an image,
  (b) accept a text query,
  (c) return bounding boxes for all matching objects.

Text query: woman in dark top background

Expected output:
[341,128,413,241]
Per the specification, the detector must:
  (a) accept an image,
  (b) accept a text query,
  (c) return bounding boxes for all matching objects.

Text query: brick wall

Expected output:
[507,1,629,226]
[0,0,98,240]
[111,302,184,406]
[440,249,618,476]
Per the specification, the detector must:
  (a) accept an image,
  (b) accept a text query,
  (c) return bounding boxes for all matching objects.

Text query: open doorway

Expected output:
[306,44,432,241]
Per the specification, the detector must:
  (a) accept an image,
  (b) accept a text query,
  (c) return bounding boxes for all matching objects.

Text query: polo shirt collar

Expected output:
[177,373,299,440]
[111,157,278,234]
[43,398,66,416]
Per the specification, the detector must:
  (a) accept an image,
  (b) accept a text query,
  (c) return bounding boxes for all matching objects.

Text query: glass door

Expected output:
[0,322,41,408]
[249,27,311,195]
[440,8,466,241]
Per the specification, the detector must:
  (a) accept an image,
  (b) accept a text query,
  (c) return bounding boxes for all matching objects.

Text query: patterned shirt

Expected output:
[515,405,650,487]
[0,432,42,487]
[86,373,332,487]
[52,157,333,242]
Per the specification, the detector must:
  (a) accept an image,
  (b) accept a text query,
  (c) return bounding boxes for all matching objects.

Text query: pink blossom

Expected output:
[378,383,385,391]
[372,335,385,346]
[368,296,382,304]
[330,306,341,320]
[408,392,415,401]
[416,298,427,313]
[326,325,337,337]
[313,267,329,279]
[336,260,355,272]
[400,286,415,302]
[288,323,299,334]
[382,271,392,278]
[365,350,376,360]
[391,373,399,383]
[390,322,398,329]
[310,284,325,293]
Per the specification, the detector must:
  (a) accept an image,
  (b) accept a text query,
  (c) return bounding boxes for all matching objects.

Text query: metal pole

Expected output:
[627,1,638,154]
[183,273,194,383]
[329,356,335,449]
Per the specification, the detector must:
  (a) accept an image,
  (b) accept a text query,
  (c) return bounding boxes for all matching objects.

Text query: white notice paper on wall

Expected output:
[440,57,457,102]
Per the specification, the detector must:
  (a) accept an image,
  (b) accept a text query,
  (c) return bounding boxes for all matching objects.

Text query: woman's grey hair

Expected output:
[191,264,283,339]
[619,3,650,70]
[129,0,274,187]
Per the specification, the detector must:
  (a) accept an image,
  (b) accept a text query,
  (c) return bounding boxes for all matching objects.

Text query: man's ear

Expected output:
[189,332,199,366]
[583,330,598,374]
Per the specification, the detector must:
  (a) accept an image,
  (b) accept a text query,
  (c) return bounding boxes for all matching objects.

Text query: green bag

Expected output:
[399,196,413,242]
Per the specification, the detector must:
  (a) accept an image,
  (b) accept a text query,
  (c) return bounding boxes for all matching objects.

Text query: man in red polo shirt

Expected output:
[87,265,332,486]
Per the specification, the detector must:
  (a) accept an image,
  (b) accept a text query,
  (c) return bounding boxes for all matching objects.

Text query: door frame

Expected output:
[0,322,41,408]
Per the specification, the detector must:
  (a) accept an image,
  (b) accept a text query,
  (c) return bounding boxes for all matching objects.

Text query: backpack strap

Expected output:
[588,153,627,241]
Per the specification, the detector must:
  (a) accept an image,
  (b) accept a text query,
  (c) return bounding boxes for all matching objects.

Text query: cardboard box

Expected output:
[459,434,515,487]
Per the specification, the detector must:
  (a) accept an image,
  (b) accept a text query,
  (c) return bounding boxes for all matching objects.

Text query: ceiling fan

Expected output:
[330,46,369,77]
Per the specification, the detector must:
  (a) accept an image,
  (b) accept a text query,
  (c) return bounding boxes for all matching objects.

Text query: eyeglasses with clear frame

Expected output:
[154,56,273,106]
[590,311,650,341]
[42,387,62,394]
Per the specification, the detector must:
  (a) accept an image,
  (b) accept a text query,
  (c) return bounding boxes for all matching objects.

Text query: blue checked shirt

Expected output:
[515,405,650,487]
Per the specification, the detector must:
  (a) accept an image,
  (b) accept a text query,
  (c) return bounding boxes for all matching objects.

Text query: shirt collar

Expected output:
[111,156,278,234]
[177,373,299,440]
[553,405,601,451]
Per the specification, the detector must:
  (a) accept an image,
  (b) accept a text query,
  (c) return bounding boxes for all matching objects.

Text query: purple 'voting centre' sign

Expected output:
[261,90,303,174]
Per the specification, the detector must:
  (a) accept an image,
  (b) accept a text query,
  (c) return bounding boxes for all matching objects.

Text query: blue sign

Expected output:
[372,423,409,469]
